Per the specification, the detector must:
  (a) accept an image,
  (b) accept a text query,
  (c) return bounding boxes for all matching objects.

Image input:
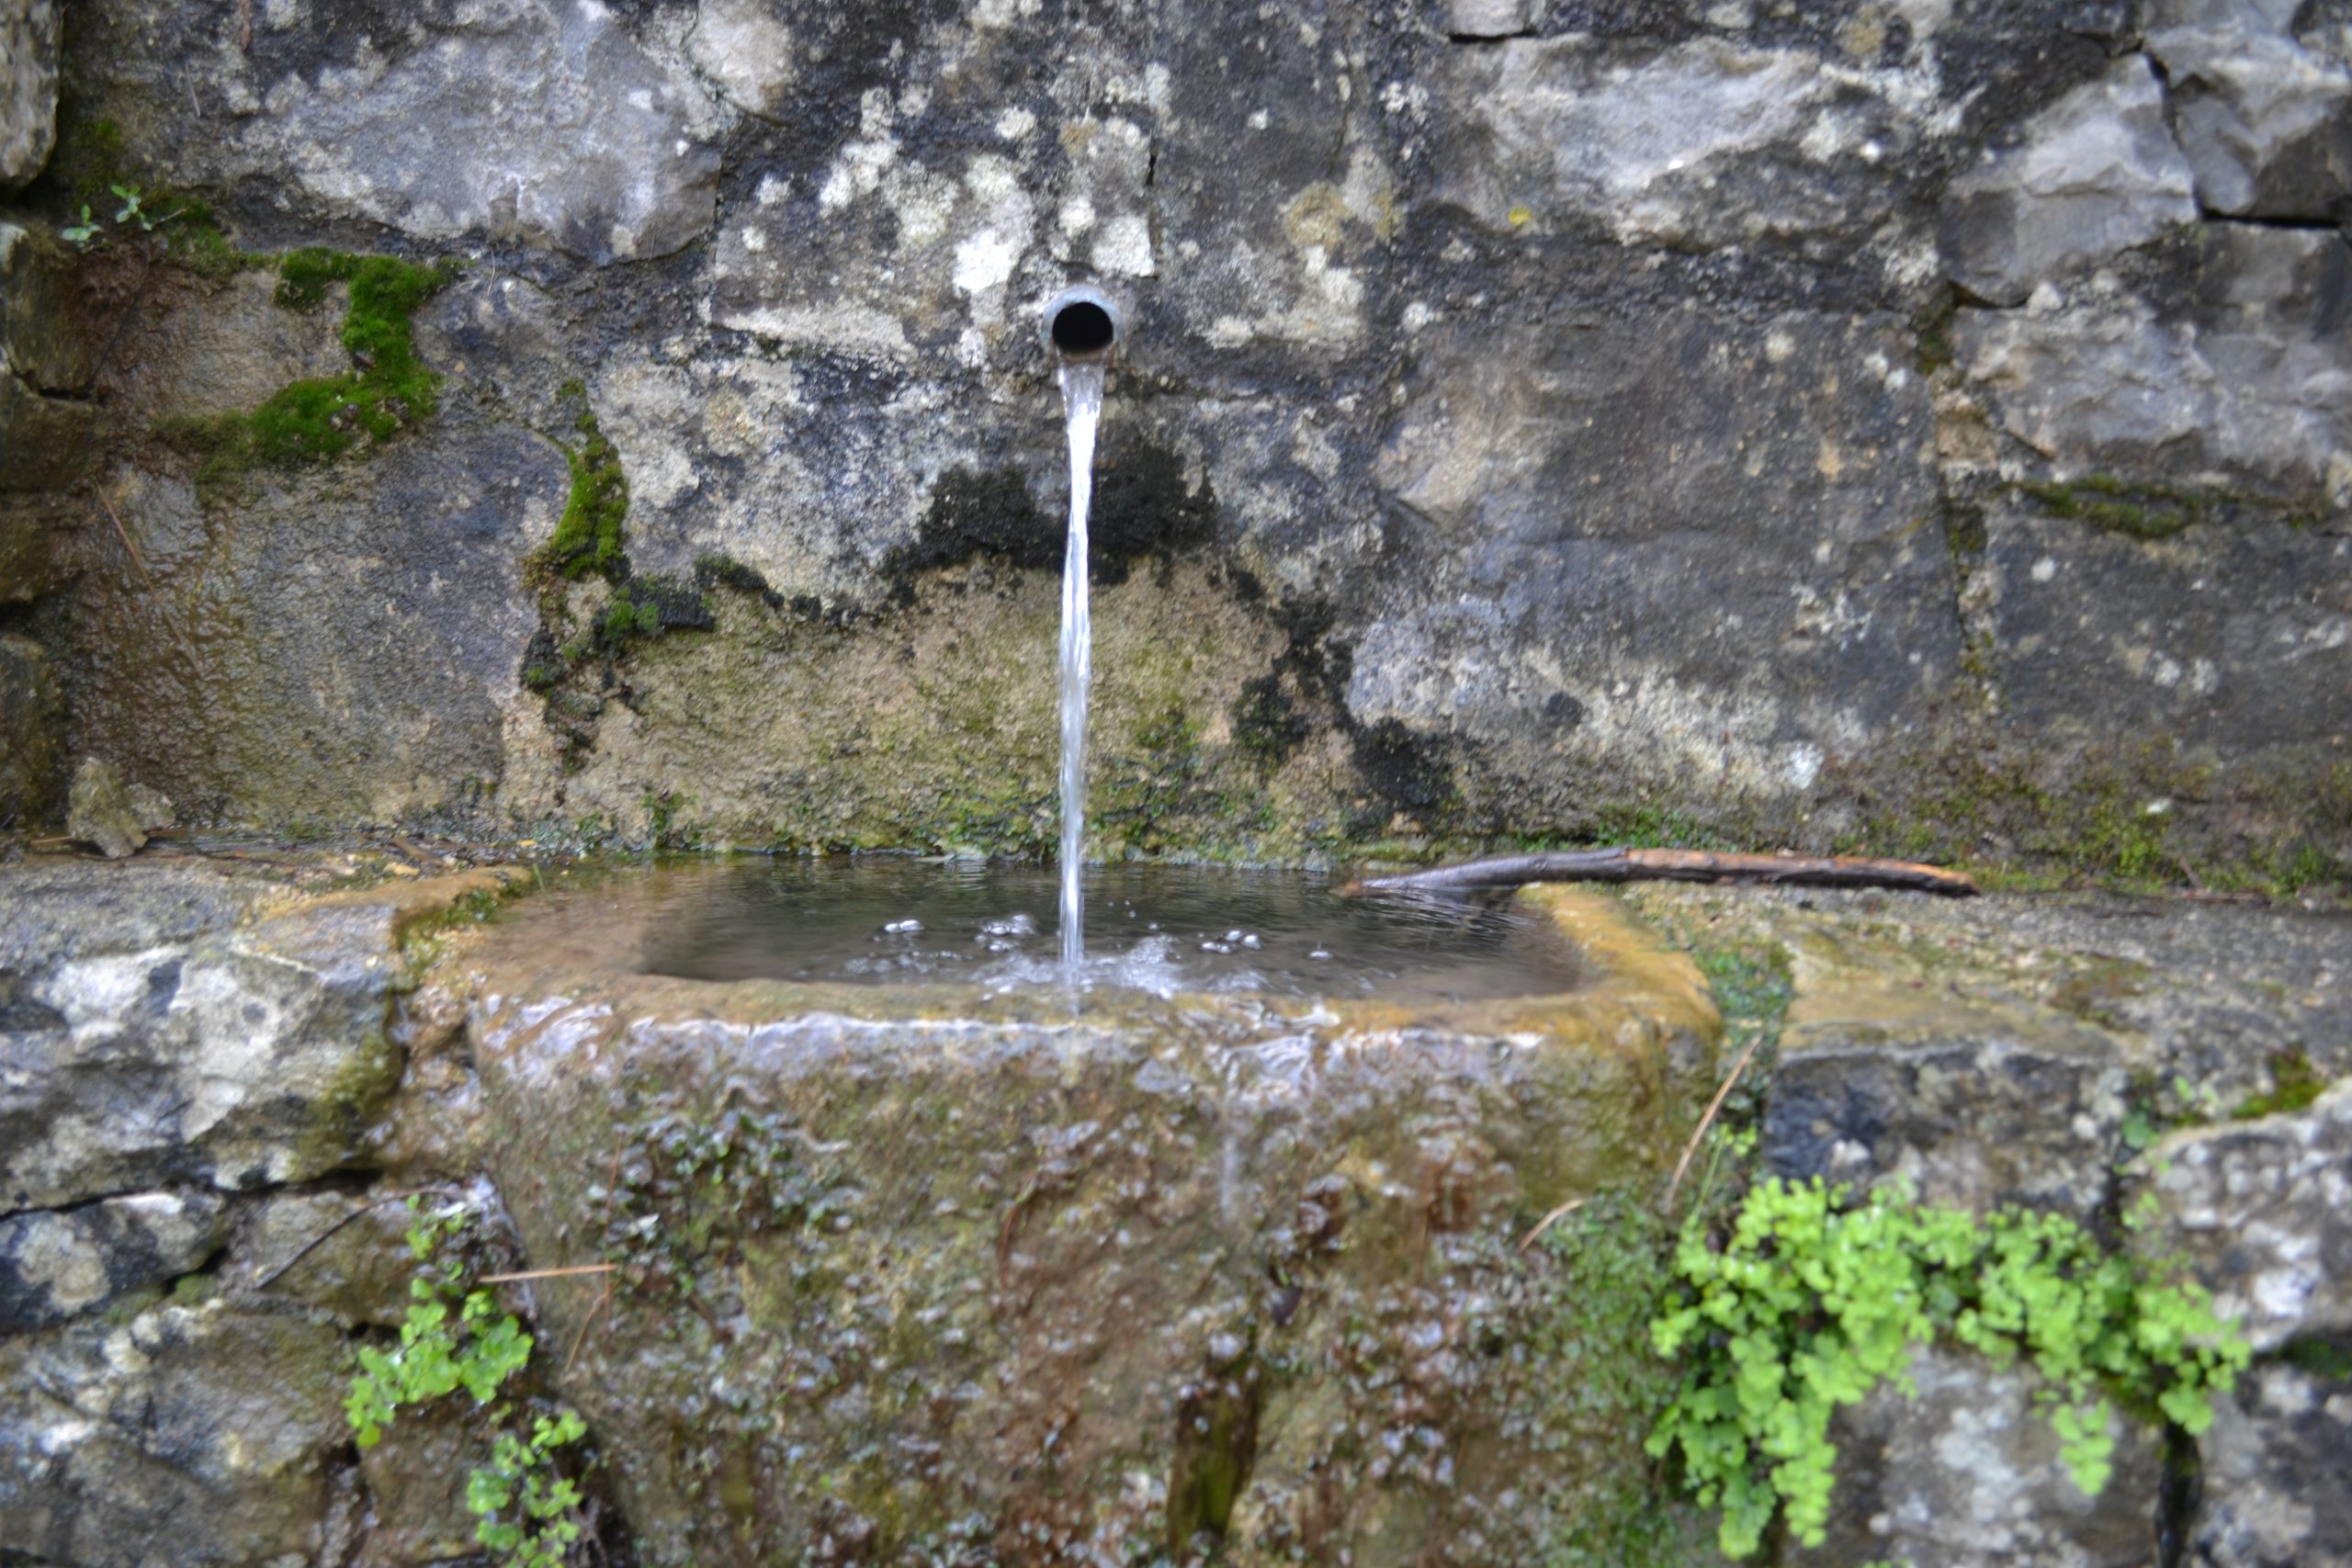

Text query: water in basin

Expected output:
[608,858,1578,1003]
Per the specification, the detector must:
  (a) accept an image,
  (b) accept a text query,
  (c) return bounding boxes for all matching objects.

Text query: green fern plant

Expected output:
[343,1198,591,1568]
[1647,1177,2248,1557]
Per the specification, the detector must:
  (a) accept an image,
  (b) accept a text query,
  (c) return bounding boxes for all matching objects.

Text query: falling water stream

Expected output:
[1057,360,1105,971]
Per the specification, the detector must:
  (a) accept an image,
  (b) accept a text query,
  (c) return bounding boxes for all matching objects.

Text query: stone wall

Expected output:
[0,0,2346,876]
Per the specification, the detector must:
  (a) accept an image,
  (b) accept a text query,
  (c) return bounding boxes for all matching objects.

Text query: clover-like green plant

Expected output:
[1647,1177,2248,1558]
[343,1198,591,1568]
[469,1410,589,1568]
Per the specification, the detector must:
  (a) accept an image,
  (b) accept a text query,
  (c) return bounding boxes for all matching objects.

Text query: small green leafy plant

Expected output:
[1647,1177,2249,1558]
[469,1410,589,1568]
[58,184,176,248]
[344,1198,591,1568]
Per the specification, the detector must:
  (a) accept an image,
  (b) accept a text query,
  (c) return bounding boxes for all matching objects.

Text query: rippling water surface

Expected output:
[621,859,1578,1004]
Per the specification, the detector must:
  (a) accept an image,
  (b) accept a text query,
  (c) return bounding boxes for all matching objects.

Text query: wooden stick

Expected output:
[1516,1197,1588,1254]
[91,487,159,596]
[564,1279,616,1375]
[250,1185,469,1288]
[1346,847,1975,897]
[477,1263,617,1283]
[1663,1030,1767,1211]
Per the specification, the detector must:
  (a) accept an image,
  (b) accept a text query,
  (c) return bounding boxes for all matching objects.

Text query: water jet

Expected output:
[1044,284,1123,973]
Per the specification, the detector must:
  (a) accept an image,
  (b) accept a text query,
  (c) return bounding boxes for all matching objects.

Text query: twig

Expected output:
[251,1185,467,1288]
[1346,847,1976,898]
[237,0,254,50]
[91,487,159,596]
[564,1279,616,1375]
[477,1263,617,1283]
[1516,1197,1588,1254]
[1663,1031,1767,1211]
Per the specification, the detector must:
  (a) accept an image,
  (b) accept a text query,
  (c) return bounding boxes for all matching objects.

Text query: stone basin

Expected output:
[458,873,1721,1563]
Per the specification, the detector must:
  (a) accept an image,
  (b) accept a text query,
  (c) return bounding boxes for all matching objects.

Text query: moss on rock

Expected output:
[167,249,458,486]
[542,395,630,582]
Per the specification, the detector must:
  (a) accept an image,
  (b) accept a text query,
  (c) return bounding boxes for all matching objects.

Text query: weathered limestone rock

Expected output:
[0,506,64,605]
[106,266,350,424]
[1954,226,2352,501]
[0,1190,228,1330]
[1444,0,1531,39]
[0,0,57,187]
[1977,504,2352,771]
[1365,306,1954,822]
[1754,942,2131,1217]
[1790,1348,2165,1568]
[23,0,2350,865]
[1628,885,2352,1220]
[685,0,798,118]
[469,881,1719,1563]
[0,632,58,825]
[0,1296,354,1567]
[71,0,723,263]
[0,356,96,491]
[229,1188,435,1329]
[0,863,417,1210]
[2134,1083,2352,1354]
[2194,1354,2352,1568]
[1940,57,2199,305]
[1432,33,1910,250]
[0,215,86,394]
[65,754,153,857]
[353,1397,490,1568]
[57,422,565,827]
[2150,0,2352,220]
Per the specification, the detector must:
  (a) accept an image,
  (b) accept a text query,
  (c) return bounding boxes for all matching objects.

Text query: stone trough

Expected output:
[460,874,1720,1562]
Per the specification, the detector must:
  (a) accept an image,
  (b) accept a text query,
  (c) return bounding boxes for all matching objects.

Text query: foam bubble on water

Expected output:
[981,931,1189,997]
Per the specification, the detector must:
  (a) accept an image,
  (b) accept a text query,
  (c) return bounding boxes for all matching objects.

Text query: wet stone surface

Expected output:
[467,883,1719,1564]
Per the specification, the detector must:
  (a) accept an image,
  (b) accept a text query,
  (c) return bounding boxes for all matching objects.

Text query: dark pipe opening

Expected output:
[1049,300,1117,357]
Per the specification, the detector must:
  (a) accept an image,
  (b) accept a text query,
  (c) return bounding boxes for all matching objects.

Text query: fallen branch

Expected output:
[1516,1196,1588,1254]
[91,487,159,596]
[1663,1029,1767,1212]
[250,1184,469,1288]
[1345,847,1975,898]
[477,1263,617,1284]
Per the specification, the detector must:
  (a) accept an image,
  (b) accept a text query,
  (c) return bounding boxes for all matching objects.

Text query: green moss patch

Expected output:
[542,396,630,581]
[169,249,458,485]
[253,252,455,463]
[2016,473,2322,542]
[2021,477,2203,541]
[2232,1050,2326,1121]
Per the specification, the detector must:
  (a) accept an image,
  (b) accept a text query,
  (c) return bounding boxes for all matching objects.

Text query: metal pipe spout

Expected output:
[1040,285,1124,365]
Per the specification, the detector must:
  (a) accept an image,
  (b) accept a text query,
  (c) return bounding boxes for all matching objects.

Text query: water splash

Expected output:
[1057,360,1105,972]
